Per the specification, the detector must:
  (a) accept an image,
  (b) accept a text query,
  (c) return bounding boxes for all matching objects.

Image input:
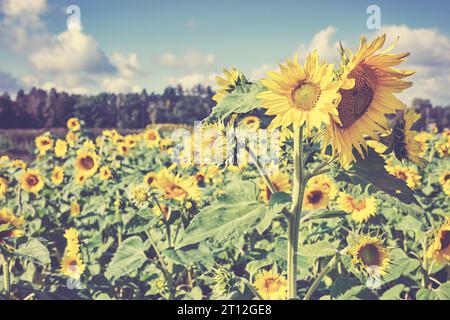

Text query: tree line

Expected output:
[0,85,215,129]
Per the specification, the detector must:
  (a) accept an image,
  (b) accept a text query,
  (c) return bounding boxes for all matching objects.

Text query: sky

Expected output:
[1,0,450,105]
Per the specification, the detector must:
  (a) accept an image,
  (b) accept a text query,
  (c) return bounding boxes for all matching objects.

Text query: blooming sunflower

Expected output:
[307,175,338,199]
[54,139,68,158]
[386,165,421,190]
[21,169,44,193]
[70,202,81,217]
[75,173,88,185]
[67,118,81,132]
[60,255,85,279]
[348,234,390,275]
[254,270,287,300]
[0,207,24,241]
[427,220,450,264]
[99,166,112,181]
[128,184,151,209]
[324,35,414,166]
[259,171,291,202]
[435,137,450,158]
[212,68,242,103]
[0,177,8,198]
[337,192,377,223]
[154,169,201,202]
[240,116,261,130]
[143,129,161,148]
[443,181,450,197]
[258,52,342,131]
[303,185,330,210]
[390,109,425,166]
[116,142,130,156]
[75,150,99,177]
[439,170,450,189]
[51,166,64,185]
[143,172,158,187]
[66,131,78,146]
[35,135,53,155]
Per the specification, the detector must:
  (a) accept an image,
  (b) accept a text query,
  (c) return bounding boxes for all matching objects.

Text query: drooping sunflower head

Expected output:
[75,150,99,177]
[154,169,201,202]
[67,118,81,132]
[348,234,390,276]
[35,135,53,155]
[51,166,64,185]
[21,169,44,194]
[324,34,414,166]
[390,109,425,166]
[54,139,68,158]
[212,68,242,103]
[0,207,24,241]
[70,201,81,217]
[0,177,8,197]
[427,220,450,265]
[259,170,291,203]
[254,269,287,300]
[99,166,112,181]
[258,51,341,132]
[337,192,377,223]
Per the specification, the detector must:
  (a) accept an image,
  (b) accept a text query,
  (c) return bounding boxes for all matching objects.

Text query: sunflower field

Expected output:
[0,34,450,301]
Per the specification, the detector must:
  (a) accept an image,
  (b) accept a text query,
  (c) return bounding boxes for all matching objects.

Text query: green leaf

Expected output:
[205,82,264,122]
[14,238,51,265]
[301,210,347,223]
[256,192,290,235]
[347,149,420,206]
[383,248,421,283]
[176,200,266,249]
[436,282,450,300]
[301,240,337,258]
[105,236,149,281]
[396,215,425,237]
[246,260,272,279]
[416,288,438,300]
[380,284,405,300]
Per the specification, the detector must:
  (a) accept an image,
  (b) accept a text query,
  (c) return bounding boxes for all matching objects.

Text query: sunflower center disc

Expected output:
[307,190,323,204]
[359,243,380,267]
[293,82,321,110]
[338,64,377,128]
[81,156,94,170]
[27,176,38,186]
[441,231,450,250]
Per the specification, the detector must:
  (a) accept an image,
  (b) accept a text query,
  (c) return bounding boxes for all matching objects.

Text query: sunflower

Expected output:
[116,142,130,156]
[439,170,450,188]
[427,220,450,264]
[154,169,201,202]
[99,166,112,181]
[435,137,450,158]
[143,129,161,148]
[70,202,81,217]
[443,181,450,197]
[212,68,242,103]
[67,118,81,132]
[324,35,414,166]
[307,175,338,199]
[21,169,44,193]
[348,235,390,275]
[66,131,78,145]
[60,255,85,279]
[74,150,99,177]
[51,166,64,185]
[259,171,291,202]
[386,165,421,190]
[53,139,67,158]
[254,270,287,300]
[128,184,151,209]
[337,192,377,223]
[152,203,171,221]
[35,135,53,155]
[258,52,342,132]
[367,139,388,154]
[0,207,24,241]
[75,173,88,185]
[390,109,425,166]
[240,116,261,130]
[303,186,330,210]
[143,172,158,187]
[0,177,8,198]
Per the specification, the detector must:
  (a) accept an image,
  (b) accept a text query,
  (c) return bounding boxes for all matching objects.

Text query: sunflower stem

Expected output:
[246,145,277,194]
[287,126,305,299]
[304,254,339,300]
[0,254,10,298]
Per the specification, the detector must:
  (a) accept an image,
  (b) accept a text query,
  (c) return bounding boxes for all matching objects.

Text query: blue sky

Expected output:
[1,0,450,105]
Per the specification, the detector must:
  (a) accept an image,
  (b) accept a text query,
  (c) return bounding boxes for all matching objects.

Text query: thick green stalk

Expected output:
[0,254,10,297]
[287,126,305,299]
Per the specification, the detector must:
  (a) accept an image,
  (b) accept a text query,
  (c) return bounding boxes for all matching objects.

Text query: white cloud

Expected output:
[1,0,47,17]
[169,73,216,90]
[296,26,340,64]
[251,64,275,80]
[374,25,450,106]
[159,49,216,68]
[29,29,115,74]
[101,77,141,93]
[111,53,141,78]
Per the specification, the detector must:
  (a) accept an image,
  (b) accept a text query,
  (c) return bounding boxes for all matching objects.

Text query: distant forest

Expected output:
[0,86,449,130]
